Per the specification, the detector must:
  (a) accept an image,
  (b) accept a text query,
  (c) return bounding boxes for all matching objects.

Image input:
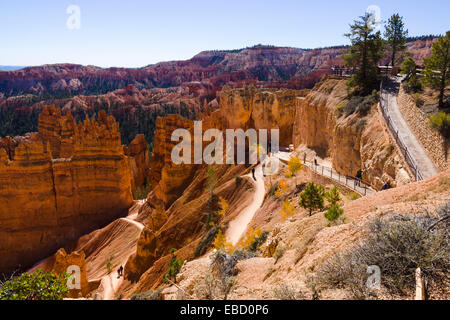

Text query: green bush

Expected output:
[163,249,184,284]
[0,270,69,300]
[324,205,344,224]
[346,192,361,200]
[341,91,378,117]
[413,93,424,107]
[429,112,450,138]
[404,75,423,93]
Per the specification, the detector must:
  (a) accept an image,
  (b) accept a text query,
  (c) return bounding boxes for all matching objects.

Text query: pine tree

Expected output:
[423,31,450,109]
[344,12,385,94]
[384,14,408,67]
[401,58,422,93]
[324,205,344,224]
[401,57,417,79]
[325,186,341,207]
[163,249,184,284]
[299,182,325,216]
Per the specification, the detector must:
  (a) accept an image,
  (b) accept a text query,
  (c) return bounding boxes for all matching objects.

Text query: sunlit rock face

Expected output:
[124,134,151,193]
[293,79,411,189]
[219,86,306,147]
[0,106,133,275]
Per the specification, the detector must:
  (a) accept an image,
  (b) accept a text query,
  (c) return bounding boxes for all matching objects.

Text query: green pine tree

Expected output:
[324,205,344,224]
[163,249,184,284]
[299,182,325,216]
[344,12,385,95]
[423,31,450,109]
[384,14,408,67]
[325,186,342,207]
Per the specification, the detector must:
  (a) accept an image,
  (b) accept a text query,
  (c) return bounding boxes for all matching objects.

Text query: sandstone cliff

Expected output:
[123,108,254,285]
[0,106,134,275]
[220,86,308,146]
[293,79,411,189]
[124,134,151,193]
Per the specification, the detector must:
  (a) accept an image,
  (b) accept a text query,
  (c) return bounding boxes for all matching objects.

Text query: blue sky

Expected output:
[1,0,449,68]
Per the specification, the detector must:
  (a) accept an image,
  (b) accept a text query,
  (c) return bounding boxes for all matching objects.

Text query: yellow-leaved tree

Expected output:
[237,227,263,249]
[287,156,303,184]
[280,199,295,220]
[213,230,234,253]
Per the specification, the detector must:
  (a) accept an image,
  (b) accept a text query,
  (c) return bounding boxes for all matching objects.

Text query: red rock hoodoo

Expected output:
[0,106,134,275]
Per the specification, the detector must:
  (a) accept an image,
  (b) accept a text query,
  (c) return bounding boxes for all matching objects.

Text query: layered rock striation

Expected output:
[220,86,308,146]
[0,106,133,275]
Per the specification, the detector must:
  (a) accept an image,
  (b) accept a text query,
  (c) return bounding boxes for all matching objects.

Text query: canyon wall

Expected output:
[293,79,411,189]
[123,80,415,288]
[220,86,308,146]
[0,106,133,275]
[124,134,151,193]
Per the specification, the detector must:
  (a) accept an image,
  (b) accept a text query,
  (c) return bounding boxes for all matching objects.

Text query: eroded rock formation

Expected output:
[0,106,133,275]
[293,79,411,189]
[220,86,308,146]
[124,134,151,193]
[52,248,89,298]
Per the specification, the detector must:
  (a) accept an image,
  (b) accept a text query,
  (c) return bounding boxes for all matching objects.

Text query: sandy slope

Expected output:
[226,165,265,245]
[95,216,144,300]
[29,201,146,300]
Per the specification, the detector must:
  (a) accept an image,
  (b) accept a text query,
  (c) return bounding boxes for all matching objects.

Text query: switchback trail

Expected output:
[381,76,438,179]
[100,214,144,300]
[226,165,265,245]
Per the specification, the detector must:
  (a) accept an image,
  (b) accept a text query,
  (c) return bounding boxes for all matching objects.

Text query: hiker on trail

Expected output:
[252,167,256,181]
[303,152,307,164]
[314,158,318,167]
[355,170,362,187]
[117,266,123,278]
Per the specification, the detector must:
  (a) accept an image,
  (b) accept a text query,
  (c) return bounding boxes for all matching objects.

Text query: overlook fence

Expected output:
[304,160,375,196]
[276,153,375,196]
[379,78,424,181]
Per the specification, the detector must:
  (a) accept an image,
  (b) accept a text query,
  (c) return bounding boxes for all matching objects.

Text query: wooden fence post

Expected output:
[415,268,426,300]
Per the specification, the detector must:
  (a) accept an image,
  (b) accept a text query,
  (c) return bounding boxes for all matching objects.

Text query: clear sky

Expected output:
[1,0,449,68]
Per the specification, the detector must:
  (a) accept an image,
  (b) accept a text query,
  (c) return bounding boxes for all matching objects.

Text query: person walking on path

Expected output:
[355,170,362,187]
[117,266,124,278]
[252,167,257,181]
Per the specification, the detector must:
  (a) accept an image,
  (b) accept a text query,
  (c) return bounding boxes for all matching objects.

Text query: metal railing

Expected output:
[303,160,375,196]
[379,78,424,181]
